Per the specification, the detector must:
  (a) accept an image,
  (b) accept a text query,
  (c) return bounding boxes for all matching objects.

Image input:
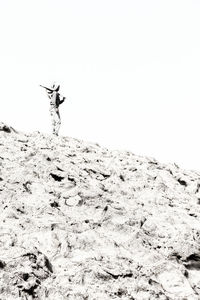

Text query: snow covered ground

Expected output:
[0,122,200,299]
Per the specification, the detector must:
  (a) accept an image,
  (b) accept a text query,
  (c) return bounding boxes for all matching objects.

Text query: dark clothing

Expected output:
[56,93,65,108]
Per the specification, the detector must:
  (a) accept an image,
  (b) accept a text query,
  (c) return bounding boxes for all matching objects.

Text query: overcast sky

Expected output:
[0,0,200,171]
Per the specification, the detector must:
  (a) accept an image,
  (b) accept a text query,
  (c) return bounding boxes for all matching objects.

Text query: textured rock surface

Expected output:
[1,123,200,299]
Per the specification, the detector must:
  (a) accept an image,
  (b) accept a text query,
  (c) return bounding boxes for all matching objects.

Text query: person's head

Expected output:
[51,82,60,92]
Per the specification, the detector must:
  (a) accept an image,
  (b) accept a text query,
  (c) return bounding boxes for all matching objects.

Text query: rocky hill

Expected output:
[1,122,200,299]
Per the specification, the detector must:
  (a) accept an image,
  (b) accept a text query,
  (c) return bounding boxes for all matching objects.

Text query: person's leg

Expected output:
[50,108,56,134]
[54,110,61,135]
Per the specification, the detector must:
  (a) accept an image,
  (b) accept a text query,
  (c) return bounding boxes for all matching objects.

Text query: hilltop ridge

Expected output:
[0,123,200,299]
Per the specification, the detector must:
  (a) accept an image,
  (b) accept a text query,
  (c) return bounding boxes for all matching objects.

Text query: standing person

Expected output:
[40,83,65,135]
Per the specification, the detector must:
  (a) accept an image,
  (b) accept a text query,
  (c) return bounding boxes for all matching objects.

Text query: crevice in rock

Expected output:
[22,273,29,281]
[50,173,64,182]
[18,139,28,143]
[114,288,127,297]
[186,253,200,261]
[104,270,133,279]
[195,183,200,194]
[84,168,97,174]
[16,208,25,214]
[177,178,187,187]
[44,256,53,273]
[56,166,64,172]
[23,181,32,194]
[0,260,6,269]
[148,161,158,165]
[119,174,125,181]
[170,252,182,261]
[83,168,110,180]
[103,205,108,212]
[184,253,200,270]
[189,212,197,217]
[0,125,12,133]
[183,270,189,278]
[140,217,146,228]
[130,168,137,172]
[22,253,37,263]
[68,175,76,185]
[50,201,59,208]
[101,173,110,179]
[22,284,38,298]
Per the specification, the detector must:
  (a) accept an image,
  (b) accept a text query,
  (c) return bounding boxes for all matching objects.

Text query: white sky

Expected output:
[0,0,200,171]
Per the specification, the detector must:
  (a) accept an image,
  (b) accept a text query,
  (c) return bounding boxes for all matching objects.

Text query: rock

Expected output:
[0,122,16,133]
[65,195,81,206]
[156,265,196,299]
[0,124,200,299]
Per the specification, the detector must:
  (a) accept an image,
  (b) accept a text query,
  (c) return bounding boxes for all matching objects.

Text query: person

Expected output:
[42,83,65,135]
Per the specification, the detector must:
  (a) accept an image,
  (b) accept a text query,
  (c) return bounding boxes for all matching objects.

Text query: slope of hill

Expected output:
[1,122,200,299]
